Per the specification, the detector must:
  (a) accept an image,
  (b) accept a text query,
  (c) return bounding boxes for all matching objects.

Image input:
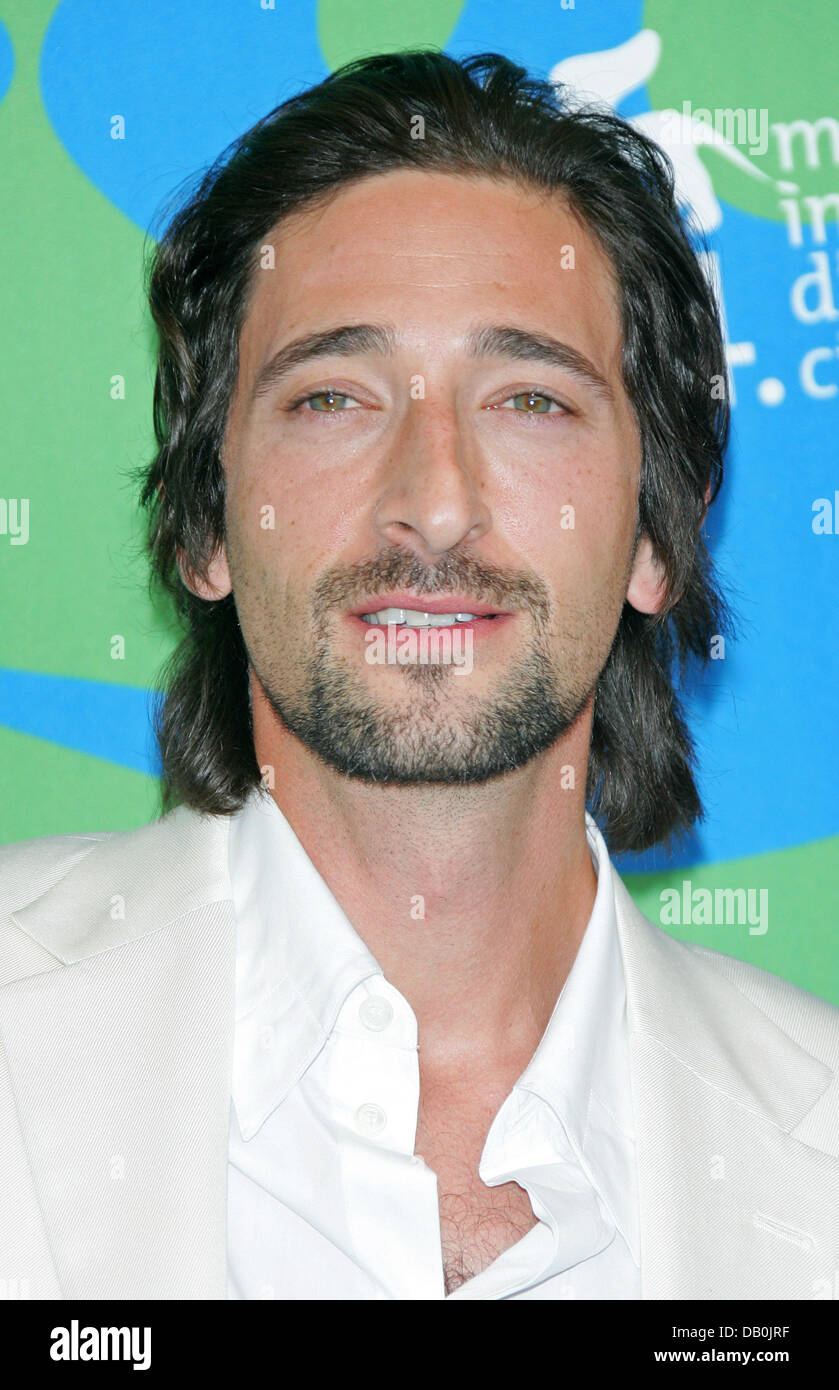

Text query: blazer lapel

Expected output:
[1,806,236,1299]
[612,873,839,1299]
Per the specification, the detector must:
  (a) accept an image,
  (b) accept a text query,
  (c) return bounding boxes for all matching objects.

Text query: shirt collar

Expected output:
[228,787,639,1265]
[483,811,639,1265]
[229,786,381,1140]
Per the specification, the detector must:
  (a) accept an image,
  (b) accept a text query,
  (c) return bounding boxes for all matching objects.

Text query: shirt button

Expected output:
[358,996,394,1032]
[355,1102,387,1135]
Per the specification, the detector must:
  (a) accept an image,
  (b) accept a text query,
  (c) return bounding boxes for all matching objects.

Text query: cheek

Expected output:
[505,457,636,590]
[567,437,637,558]
[234,420,356,531]
[225,461,351,623]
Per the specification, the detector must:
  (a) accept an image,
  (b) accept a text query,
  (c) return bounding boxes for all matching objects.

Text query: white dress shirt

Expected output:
[226,786,641,1300]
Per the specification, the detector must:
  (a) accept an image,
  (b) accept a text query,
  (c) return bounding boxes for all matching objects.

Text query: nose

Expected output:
[371,395,492,560]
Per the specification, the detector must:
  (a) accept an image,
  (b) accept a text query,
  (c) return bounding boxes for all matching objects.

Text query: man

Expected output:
[1,50,837,1301]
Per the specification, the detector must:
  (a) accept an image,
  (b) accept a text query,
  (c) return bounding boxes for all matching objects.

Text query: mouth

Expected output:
[346,593,513,632]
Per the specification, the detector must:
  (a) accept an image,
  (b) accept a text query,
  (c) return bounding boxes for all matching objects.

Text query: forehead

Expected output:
[235,168,623,386]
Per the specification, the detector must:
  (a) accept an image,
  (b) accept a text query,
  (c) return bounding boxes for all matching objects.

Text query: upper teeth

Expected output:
[361,608,479,627]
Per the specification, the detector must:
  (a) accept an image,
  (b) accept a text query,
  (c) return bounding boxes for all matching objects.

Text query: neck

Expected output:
[252,688,599,1073]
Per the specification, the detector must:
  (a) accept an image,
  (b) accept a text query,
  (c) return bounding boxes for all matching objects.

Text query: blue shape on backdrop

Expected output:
[40,0,328,235]
[0,669,161,777]
[0,19,13,106]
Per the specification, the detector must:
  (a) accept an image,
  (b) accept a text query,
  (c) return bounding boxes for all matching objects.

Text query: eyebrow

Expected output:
[250,322,615,405]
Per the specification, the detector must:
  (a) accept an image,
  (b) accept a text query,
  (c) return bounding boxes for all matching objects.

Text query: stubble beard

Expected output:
[259,640,593,784]
[248,550,597,785]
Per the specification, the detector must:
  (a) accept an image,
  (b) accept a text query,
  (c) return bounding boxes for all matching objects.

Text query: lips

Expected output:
[348,593,508,618]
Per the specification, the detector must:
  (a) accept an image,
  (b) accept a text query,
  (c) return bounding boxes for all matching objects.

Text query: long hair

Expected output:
[138,48,734,853]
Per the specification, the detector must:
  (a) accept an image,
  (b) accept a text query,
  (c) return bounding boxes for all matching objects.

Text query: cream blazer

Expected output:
[1,806,837,1299]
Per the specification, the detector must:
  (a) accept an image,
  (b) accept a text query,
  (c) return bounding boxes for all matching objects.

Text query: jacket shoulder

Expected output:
[0,829,114,982]
[0,806,232,974]
[679,935,839,1066]
[0,829,112,919]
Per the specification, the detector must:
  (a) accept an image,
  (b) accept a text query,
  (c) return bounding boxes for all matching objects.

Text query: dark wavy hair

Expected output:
[137,48,734,853]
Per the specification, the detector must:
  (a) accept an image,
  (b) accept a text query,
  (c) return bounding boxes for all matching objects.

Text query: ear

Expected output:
[625,532,669,616]
[177,542,233,601]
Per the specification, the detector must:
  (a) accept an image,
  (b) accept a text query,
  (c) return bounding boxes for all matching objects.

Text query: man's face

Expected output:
[200,169,659,784]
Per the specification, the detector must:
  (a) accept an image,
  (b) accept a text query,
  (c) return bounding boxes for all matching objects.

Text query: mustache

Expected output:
[310,546,551,626]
